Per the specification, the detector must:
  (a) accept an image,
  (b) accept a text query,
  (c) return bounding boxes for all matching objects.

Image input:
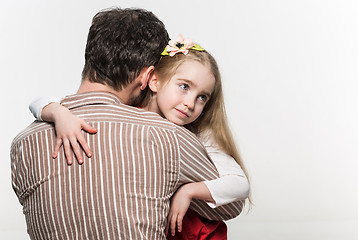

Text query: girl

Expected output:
[30,35,251,239]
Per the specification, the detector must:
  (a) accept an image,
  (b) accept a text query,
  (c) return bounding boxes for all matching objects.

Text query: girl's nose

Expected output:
[183,95,195,110]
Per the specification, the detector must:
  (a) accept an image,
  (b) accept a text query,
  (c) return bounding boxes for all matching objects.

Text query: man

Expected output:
[11,8,243,239]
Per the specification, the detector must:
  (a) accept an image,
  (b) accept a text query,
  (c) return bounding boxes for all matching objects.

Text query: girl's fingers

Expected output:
[62,138,73,165]
[81,121,97,134]
[170,214,178,236]
[69,137,83,164]
[53,138,63,159]
[176,214,184,233]
[53,120,96,165]
[77,134,92,158]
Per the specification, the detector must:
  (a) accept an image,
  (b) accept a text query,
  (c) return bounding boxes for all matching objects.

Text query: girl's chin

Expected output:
[167,117,186,126]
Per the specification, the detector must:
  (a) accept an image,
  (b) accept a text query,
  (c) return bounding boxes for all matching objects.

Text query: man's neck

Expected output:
[77,79,128,104]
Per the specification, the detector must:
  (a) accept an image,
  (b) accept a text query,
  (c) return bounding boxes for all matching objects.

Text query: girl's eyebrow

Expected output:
[177,78,195,86]
[177,78,212,97]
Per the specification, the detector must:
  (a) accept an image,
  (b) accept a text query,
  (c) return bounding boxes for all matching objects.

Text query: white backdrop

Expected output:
[1,0,357,239]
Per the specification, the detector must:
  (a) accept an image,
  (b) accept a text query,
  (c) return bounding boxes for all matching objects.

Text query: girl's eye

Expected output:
[198,95,208,102]
[179,83,189,90]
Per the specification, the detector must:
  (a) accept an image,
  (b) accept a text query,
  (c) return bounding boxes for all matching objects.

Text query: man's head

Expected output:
[82,8,169,94]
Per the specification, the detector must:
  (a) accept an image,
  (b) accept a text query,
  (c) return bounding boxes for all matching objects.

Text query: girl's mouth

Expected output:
[175,108,189,118]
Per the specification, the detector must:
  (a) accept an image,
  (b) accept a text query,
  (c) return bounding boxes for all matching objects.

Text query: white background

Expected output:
[1,0,357,239]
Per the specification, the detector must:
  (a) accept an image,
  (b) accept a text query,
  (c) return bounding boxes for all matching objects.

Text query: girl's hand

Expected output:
[165,182,214,236]
[42,102,97,165]
[166,184,193,236]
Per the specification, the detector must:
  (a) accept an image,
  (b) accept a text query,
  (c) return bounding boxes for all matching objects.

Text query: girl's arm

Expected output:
[166,182,214,236]
[201,134,250,208]
[29,97,97,165]
[204,153,250,208]
[167,132,250,236]
[29,96,62,120]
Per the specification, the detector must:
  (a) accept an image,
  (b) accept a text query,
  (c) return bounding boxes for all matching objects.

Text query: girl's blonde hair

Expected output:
[143,50,252,205]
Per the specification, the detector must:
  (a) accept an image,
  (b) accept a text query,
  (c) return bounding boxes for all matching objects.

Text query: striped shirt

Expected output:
[11,92,243,240]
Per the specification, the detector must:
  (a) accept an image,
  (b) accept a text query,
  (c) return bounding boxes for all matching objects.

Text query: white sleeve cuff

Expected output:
[203,175,250,208]
[29,96,62,121]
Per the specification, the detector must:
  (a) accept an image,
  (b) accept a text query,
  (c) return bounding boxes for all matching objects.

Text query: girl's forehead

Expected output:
[172,60,215,93]
[176,60,210,73]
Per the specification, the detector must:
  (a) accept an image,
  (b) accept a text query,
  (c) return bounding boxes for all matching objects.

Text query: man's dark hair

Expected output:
[82,8,169,90]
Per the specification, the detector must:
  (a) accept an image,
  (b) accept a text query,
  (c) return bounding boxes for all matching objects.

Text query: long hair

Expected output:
[144,50,252,205]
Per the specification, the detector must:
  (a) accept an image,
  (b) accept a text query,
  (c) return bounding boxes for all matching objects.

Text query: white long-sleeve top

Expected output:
[198,132,250,208]
[29,96,250,208]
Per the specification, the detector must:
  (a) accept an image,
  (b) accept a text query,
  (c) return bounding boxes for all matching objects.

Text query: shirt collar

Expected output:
[61,91,123,110]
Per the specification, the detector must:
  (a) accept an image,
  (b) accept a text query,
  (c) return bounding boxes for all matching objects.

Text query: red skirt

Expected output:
[167,208,227,240]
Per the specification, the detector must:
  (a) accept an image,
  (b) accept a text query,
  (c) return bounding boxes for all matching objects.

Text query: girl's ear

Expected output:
[140,66,155,90]
[148,73,159,93]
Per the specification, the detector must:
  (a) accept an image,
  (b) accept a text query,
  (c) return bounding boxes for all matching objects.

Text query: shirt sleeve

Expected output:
[175,126,244,221]
[29,96,62,121]
[203,151,250,208]
[199,132,250,208]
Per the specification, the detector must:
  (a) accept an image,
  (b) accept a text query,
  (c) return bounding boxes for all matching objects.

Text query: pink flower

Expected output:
[166,34,195,56]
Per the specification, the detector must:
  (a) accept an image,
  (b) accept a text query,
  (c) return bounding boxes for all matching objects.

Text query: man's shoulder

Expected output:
[11,121,54,149]
[169,125,207,154]
[75,103,180,132]
[103,105,203,148]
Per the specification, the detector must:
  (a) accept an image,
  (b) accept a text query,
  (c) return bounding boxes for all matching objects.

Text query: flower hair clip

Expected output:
[161,34,205,56]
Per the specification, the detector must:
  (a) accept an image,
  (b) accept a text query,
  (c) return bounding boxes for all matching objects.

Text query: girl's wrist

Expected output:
[42,102,67,123]
[181,182,214,203]
[180,183,195,200]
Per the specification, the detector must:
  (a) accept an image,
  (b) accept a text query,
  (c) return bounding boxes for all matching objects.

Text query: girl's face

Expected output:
[151,60,215,126]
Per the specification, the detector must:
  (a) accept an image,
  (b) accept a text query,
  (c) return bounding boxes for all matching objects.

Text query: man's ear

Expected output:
[140,66,155,90]
[148,73,159,93]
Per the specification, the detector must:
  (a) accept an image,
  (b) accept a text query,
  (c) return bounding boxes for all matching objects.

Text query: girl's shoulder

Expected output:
[197,129,220,151]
